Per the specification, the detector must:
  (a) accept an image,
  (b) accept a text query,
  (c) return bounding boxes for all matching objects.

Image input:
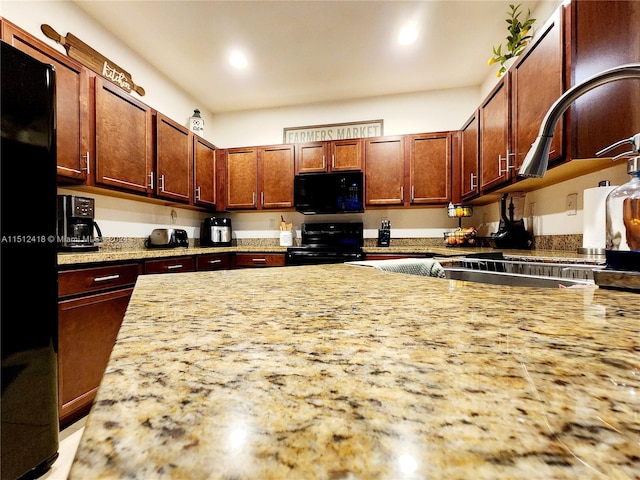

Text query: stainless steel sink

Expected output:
[443,268,595,288]
[442,257,604,288]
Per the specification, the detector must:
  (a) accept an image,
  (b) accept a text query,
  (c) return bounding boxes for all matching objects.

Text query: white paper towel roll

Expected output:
[583,186,617,249]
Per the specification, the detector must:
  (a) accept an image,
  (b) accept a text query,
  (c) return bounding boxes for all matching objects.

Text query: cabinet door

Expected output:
[460,114,480,200]
[295,142,328,173]
[1,20,89,182]
[156,113,192,203]
[331,139,363,171]
[193,136,217,208]
[512,8,564,171]
[569,0,640,159]
[259,144,294,209]
[95,77,152,194]
[364,136,405,205]
[409,133,451,204]
[58,288,133,425]
[480,77,511,192]
[226,147,258,209]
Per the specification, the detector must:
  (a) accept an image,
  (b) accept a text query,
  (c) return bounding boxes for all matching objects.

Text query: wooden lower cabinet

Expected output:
[232,253,285,268]
[196,253,230,271]
[144,256,195,274]
[58,287,133,426]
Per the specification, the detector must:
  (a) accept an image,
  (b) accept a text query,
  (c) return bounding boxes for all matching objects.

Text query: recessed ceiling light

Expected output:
[398,23,418,46]
[229,50,248,69]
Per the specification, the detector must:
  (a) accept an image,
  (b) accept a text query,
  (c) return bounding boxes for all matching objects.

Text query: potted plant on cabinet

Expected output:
[488,4,536,77]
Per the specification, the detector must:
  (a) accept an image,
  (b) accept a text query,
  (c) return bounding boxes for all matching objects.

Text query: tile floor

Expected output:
[41,417,85,480]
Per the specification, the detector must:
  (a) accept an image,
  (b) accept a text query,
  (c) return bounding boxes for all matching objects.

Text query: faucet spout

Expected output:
[518,63,640,178]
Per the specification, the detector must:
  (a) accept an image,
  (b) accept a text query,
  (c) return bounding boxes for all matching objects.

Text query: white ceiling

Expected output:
[72,0,546,114]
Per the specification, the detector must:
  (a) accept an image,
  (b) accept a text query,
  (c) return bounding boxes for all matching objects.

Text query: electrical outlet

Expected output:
[566,193,577,216]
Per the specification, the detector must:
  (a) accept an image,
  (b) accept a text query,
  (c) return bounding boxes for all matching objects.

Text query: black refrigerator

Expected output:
[1,42,59,479]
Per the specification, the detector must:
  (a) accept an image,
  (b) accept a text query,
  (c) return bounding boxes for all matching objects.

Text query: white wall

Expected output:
[4,0,607,243]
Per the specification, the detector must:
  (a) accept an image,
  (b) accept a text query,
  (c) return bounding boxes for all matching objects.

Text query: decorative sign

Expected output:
[41,24,145,96]
[284,119,383,144]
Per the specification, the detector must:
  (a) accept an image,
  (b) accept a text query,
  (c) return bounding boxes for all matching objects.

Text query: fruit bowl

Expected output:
[444,227,477,246]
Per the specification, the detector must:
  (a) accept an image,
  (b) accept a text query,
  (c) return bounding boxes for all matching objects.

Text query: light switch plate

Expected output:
[566,193,577,215]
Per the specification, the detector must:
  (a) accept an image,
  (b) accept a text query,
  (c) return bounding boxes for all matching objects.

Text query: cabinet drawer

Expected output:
[58,263,140,298]
[196,254,230,271]
[233,253,285,268]
[144,256,195,274]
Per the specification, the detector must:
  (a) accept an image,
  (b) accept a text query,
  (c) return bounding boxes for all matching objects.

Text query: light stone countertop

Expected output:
[69,264,638,479]
[57,244,606,266]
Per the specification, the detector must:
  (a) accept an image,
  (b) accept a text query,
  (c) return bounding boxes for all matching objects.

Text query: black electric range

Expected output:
[285,222,364,265]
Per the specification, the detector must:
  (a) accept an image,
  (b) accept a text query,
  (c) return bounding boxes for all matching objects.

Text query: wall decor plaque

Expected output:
[41,24,145,96]
[284,119,383,144]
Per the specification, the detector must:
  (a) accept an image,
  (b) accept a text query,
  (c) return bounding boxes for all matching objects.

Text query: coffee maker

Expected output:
[57,195,103,251]
[201,217,232,247]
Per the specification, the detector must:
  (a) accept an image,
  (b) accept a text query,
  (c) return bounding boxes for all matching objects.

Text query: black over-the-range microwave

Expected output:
[294,171,364,214]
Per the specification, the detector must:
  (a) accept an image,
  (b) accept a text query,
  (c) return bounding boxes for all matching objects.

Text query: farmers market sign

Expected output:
[284,119,383,143]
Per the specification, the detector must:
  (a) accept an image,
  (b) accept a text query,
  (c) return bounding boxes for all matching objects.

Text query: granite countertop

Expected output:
[57,244,606,266]
[69,264,638,479]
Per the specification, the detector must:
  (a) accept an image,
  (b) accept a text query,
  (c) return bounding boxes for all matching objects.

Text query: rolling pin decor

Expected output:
[41,24,145,96]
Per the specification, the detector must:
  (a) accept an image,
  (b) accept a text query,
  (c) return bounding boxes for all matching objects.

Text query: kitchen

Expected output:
[1,0,639,479]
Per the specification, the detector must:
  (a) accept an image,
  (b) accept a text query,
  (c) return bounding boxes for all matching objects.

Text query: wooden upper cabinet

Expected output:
[94,77,152,195]
[479,76,511,192]
[409,132,451,204]
[568,0,640,159]
[511,7,564,171]
[364,136,405,205]
[1,19,90,182]
[295,140,363,173]
[155,113,192,203]
[295,142,327,173]
[226,147,258,209]
[331,139,363,171]
[259,144,294,209]
[460,113,480,200]
[193,135,217,208]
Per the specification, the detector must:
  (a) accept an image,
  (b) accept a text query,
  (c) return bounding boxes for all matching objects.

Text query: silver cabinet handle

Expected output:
[82,151,90,175]
[195,186,201,201]
[166,264,182,270]
[470,172,478,190]
[322,155,326,169]
[158,174,166,192]
[207,259,222,264]
[411,186,415,201]
[498,151,515,175]
[252,192,256,205]
[400,186,404,201]
[332,154,335,169]
[261,192,265,205]
[93,274,120,283]
[148,172,155,189]
[252,258,267,264]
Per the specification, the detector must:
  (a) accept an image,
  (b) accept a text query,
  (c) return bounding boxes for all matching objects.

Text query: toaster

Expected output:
[146,228,189,248]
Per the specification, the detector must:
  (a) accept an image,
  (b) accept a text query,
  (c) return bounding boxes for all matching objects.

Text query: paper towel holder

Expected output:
[577,179,612,256]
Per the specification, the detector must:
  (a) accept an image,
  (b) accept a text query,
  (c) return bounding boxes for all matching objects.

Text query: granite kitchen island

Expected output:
[69,264,639,479]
